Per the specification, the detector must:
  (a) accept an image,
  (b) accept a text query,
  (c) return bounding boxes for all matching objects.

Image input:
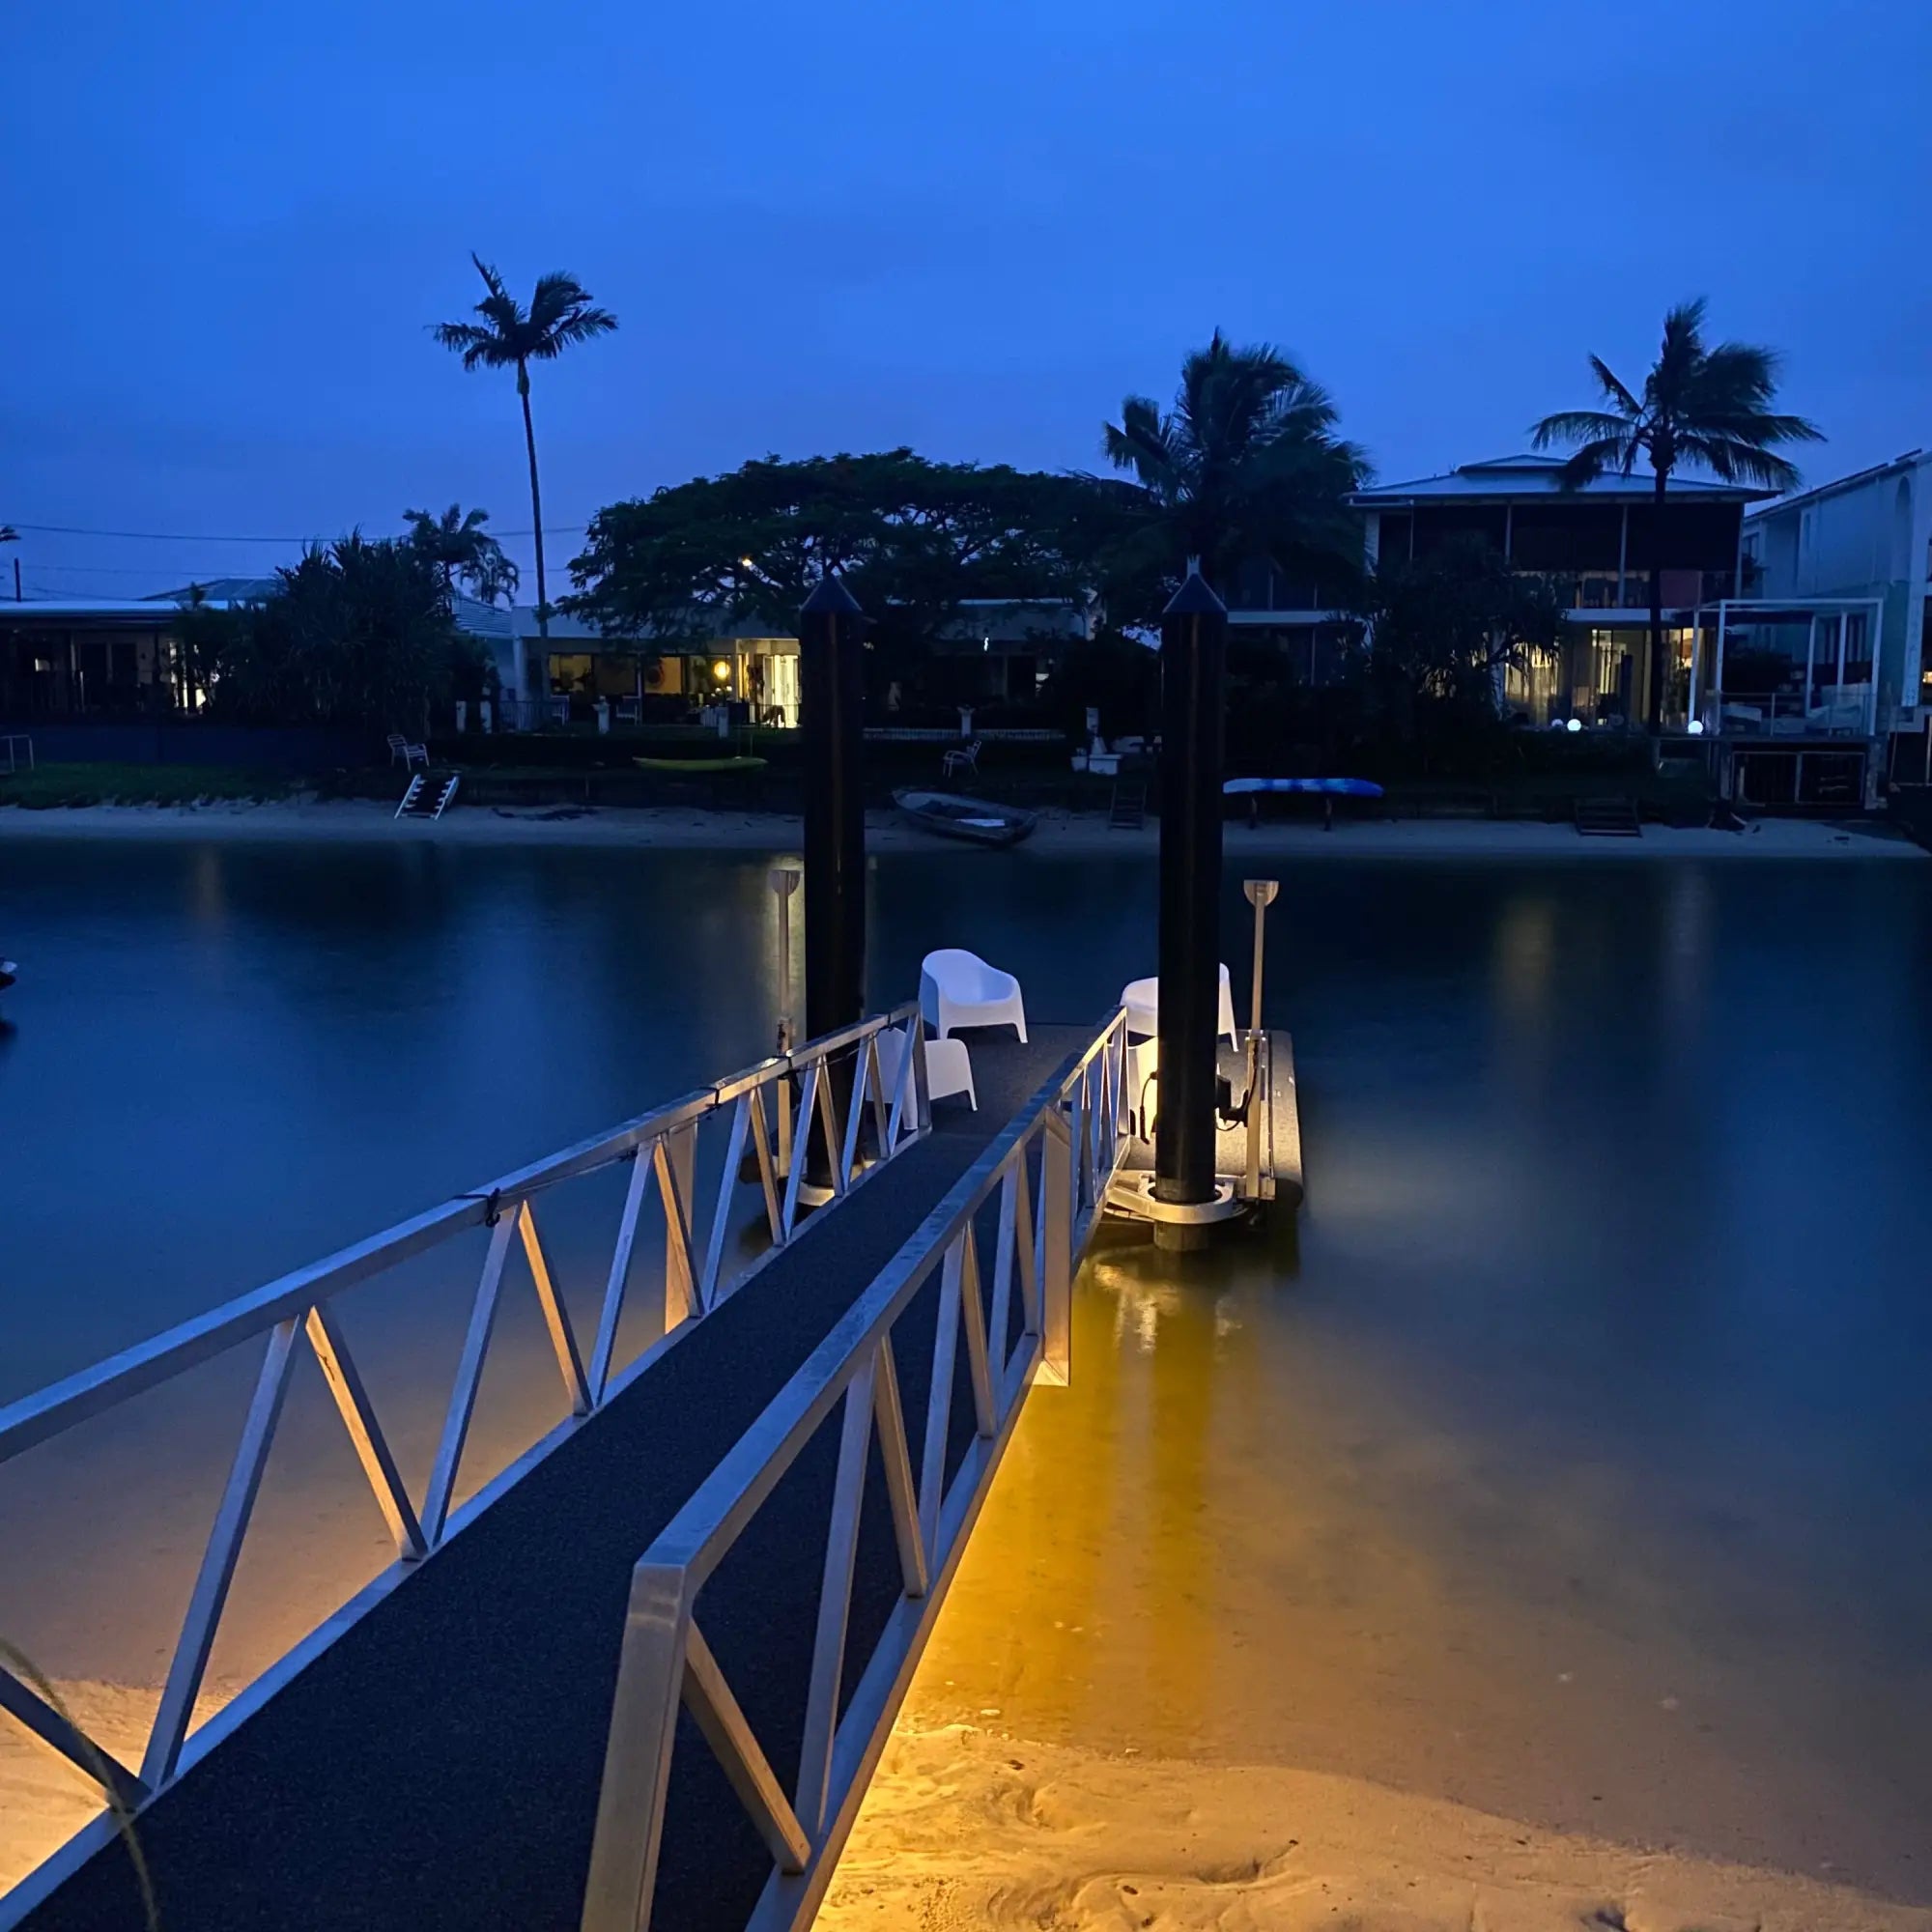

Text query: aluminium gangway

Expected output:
[0,1009,1134,1932]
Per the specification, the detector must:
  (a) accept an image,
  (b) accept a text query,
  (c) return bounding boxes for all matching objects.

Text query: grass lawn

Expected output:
[0,763,296,809]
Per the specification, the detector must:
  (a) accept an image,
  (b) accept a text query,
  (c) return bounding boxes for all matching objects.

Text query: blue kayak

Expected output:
[1224,777,1384,798]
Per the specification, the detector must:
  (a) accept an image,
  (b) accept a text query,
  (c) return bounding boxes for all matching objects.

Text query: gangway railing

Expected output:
[580,1010,1130,1932]
[0,1004,926,1865]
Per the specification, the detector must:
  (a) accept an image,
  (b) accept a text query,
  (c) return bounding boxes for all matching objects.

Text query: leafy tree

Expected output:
[569,451,1095,699]
[197,537,484,731]
[404,503,520,606]
[432,255,618,664]
[1531,298,1821,729]
[1098,330,1368,619]
[1353,538,1566,748]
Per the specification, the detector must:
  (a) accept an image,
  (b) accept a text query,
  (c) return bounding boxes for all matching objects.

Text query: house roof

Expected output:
[1745,449,1928,523]
[0,598,185,623]
[145,578,282,605]
[1350,454,1772,506]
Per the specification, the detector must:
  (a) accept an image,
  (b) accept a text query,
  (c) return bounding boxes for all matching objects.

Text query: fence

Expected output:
[0,1005,926,1840]
[580,1010,1129,1932]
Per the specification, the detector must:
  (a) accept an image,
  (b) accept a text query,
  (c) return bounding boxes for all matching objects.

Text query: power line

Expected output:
[6,518,588,543]
[12,560,250,578]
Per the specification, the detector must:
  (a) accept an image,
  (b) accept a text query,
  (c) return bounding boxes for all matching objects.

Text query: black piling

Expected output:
[799,575,868,1179]
[1153,564,1228,1246]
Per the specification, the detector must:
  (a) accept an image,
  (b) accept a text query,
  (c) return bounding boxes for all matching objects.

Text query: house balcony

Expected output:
[1525,568,1738,611]
[1704,686,1877,740]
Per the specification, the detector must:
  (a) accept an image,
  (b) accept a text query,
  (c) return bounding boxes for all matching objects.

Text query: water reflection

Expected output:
[3,841,1931,1900]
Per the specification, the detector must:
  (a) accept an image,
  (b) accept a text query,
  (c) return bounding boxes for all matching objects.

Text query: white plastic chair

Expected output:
[941,739,982,781]
[387,733,428,769]
[874,1025,976,1110]
[920,950,1027,1041]
[1120,964,1236,1044]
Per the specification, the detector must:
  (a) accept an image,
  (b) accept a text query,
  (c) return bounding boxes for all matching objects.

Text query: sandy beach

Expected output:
[0,797,1921,860]
[822,1722,1932,1932]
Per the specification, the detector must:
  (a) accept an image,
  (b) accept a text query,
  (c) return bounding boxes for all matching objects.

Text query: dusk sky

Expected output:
[7,0,1928,602]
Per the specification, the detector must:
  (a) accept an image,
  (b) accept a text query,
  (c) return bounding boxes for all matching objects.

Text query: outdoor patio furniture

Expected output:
[941,739,982,781]
[874,1023,976,1110]
[1120,964,1237,1044]
[615,696,641,724]
[548,696,572,727]
[920,949,1028,1041]
[386,733,428,769]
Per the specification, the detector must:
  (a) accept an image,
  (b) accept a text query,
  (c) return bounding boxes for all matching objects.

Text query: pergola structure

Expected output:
[1690,595,1889,739]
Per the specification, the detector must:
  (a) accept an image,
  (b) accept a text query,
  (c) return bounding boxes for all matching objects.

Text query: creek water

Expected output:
[2,837,1928,1901]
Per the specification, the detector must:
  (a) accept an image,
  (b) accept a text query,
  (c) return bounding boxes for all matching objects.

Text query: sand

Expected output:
[0,1679,230,1896]
[820,1244,1931,1932]
[0,797,1920,860]
[822,1721,1932,1932]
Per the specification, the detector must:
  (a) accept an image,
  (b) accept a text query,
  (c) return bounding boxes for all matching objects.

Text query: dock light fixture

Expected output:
[1566,717,1583,733]
[1688,719,1706,735]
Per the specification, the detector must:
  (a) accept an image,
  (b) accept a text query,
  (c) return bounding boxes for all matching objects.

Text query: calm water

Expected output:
[3,838,1930,1892]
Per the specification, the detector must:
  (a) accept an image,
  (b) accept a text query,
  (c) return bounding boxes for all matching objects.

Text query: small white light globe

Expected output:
[1688,719,1706,735]
[1566,717,1582,734]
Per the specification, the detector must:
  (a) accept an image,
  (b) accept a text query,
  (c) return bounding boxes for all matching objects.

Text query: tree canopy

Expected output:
[568,451,1106,672]
[1531,298,1821,728]
[432,254,617,643]
[1098,331,1369,613]
[404,503,520,606]
[431,256,618,382]
[1530,298,1821,494]
[1352,537,1567,740]
[178,537,486,730]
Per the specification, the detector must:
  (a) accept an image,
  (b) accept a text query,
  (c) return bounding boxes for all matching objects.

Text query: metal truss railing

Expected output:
[0,1003,927,1833]
[580,1010,1129,1932]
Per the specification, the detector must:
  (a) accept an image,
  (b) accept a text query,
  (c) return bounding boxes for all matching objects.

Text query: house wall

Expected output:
[1747,456,1932,718]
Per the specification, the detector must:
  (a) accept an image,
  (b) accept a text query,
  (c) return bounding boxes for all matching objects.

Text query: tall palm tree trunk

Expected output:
[1646,463,1667,731]
[518,363,548,703]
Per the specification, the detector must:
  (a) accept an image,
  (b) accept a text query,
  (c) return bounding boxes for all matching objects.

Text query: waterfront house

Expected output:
[1349,455,1771,730]
[1741,450,1931,792]
[495,596,1094,725]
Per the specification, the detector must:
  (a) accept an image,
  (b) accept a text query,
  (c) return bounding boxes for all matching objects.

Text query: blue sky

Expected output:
[6,0,1928,599]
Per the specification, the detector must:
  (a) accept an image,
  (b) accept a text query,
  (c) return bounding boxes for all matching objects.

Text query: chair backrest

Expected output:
[872,1024,910,1091]
[922,947,996,998]
[386,733,406,751]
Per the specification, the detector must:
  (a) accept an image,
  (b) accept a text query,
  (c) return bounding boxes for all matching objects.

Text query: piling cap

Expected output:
[801,574,865,617]
[1161,567,1227,618]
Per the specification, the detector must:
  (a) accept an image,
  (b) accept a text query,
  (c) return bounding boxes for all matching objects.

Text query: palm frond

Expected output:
[1552,439,1633,488]
[531,305,619,357]
[1587,355,1641,416]
[528,272,597,327]
[1530,411,1633,451]
[470,253,511,303]
[1103,398,1177,493]
[1675,434,1805,492]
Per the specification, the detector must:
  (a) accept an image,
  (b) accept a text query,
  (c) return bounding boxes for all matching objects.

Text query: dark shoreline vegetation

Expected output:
[0,742,1723,825]
[41,304,1823,786]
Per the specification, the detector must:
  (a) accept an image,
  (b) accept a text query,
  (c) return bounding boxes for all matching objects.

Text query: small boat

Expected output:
[1224,776,1384,829]
[1223,777,1384,798]
[634,754,768,775]
[893,788,1037,848]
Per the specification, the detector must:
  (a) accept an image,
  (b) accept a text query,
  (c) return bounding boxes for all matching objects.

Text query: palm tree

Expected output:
[1531,298,1821,729]
[1100,331,1368,603]
[432,256,617,667]
[403,503,520,606]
